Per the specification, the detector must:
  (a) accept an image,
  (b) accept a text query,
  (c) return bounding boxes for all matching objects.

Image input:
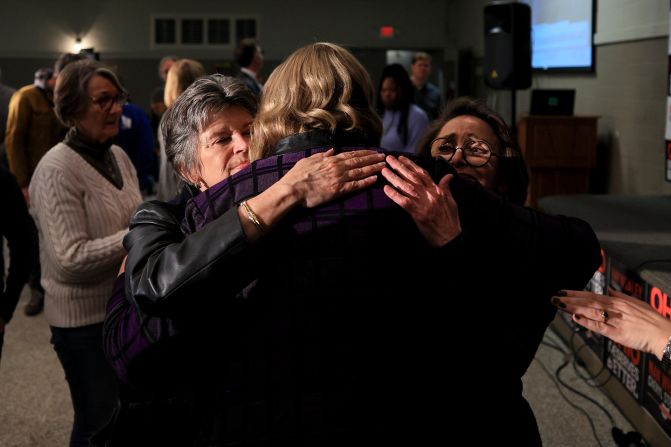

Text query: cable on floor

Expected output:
[532,353,606,447]
[568,330,613,389]
[536,328,649,446]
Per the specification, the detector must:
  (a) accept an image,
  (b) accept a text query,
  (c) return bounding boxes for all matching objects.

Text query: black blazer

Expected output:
[238,71,261,96]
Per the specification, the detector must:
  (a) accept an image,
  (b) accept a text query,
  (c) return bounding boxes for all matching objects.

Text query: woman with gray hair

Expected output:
[29,59,142,447]
[99,73,384,445]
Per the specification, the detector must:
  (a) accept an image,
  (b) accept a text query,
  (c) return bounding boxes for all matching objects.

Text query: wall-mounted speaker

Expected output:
[484,2,532,90]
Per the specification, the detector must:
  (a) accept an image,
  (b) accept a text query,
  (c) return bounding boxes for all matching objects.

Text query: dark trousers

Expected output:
[51,323,119,447]
[28,215,44,294]
[0,251,4,361]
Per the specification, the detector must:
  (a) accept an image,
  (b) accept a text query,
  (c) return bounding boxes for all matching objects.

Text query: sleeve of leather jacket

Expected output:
[124,200,259,318]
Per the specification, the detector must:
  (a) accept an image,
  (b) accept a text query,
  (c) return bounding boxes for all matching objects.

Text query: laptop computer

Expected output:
[530,89,575,116]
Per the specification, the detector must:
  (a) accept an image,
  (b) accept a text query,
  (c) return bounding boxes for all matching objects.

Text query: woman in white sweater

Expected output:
[29,60,141,447]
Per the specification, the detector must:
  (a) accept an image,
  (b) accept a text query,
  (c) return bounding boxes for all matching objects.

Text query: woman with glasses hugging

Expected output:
[383,96,527,215]
[381,96,598,444]
[29,60,142,447]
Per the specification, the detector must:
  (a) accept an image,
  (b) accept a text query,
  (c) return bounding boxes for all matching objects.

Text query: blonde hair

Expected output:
[163,59,206,107]
[249,42,382,160]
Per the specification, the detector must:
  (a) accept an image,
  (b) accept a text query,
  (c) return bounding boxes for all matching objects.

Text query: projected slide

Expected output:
[521,0,593,70]
[533,21,591,68]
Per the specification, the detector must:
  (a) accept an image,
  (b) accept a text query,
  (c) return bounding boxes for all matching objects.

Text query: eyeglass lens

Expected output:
[93,93,127,110]
[433,139,491,166]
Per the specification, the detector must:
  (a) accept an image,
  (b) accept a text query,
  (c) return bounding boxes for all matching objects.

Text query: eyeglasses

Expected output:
[90,92,128,111]
[429,137,498,167]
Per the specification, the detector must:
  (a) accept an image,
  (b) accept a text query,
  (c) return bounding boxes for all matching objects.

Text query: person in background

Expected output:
[0,165,35,364]
[149,55,177,120]
[115,101,155,196]
[234,38,264,96]
[377,63,429,153]
[29,59,142,447]
[5,53,85,317]
[410,51,442,120]
[162,59,206,108]
[5,53,85,203]
[155,58,206,201]
[5,67,60,200]
[553,288,671,366]
[0,67,16,167]
[149,55,178,156]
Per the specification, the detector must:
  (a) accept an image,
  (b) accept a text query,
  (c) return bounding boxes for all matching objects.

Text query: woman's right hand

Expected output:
[278,148,386,208]
[552,288,671,359]
[381,155,461,248]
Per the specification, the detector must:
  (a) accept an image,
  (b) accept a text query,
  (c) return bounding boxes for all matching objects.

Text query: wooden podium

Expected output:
[517,116,598,207]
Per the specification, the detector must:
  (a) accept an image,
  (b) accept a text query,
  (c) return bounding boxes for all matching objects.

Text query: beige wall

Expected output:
[0,1,448,121]
[2,0,670,194]
[517,39,670,195]
[447,0,671,195]
[0,0,447,59]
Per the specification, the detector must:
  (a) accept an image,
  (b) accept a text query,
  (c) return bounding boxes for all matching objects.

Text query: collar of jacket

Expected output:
[273,128,376,155]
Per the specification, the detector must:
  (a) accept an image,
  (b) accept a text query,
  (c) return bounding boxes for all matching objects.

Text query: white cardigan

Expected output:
[29,142,142,328]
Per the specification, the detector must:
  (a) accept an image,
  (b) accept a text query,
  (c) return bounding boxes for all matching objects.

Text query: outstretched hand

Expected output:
[279,149,386,208]
[381,155,461,247]
[552,288,671,359]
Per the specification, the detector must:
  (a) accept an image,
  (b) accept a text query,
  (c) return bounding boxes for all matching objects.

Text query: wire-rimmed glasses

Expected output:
[429,137,498,167]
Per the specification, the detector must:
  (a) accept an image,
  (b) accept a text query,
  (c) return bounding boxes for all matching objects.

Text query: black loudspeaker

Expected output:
[484,2,531,90]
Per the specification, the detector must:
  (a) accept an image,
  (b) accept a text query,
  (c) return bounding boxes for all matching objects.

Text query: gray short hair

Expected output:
[161,74,258,181]
[54,59,125,127]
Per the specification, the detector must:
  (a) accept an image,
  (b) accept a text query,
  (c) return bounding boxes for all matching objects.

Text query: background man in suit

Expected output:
[234,38,264,96]
[410,51,442,121]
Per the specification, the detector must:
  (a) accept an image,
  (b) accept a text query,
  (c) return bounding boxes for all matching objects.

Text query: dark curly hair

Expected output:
[417,97,529,205]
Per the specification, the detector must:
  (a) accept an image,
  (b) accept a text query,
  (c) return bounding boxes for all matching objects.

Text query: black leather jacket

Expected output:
[124,191,257,318]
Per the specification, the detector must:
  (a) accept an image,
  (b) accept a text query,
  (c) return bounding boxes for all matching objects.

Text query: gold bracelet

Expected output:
[239,200,265,233]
